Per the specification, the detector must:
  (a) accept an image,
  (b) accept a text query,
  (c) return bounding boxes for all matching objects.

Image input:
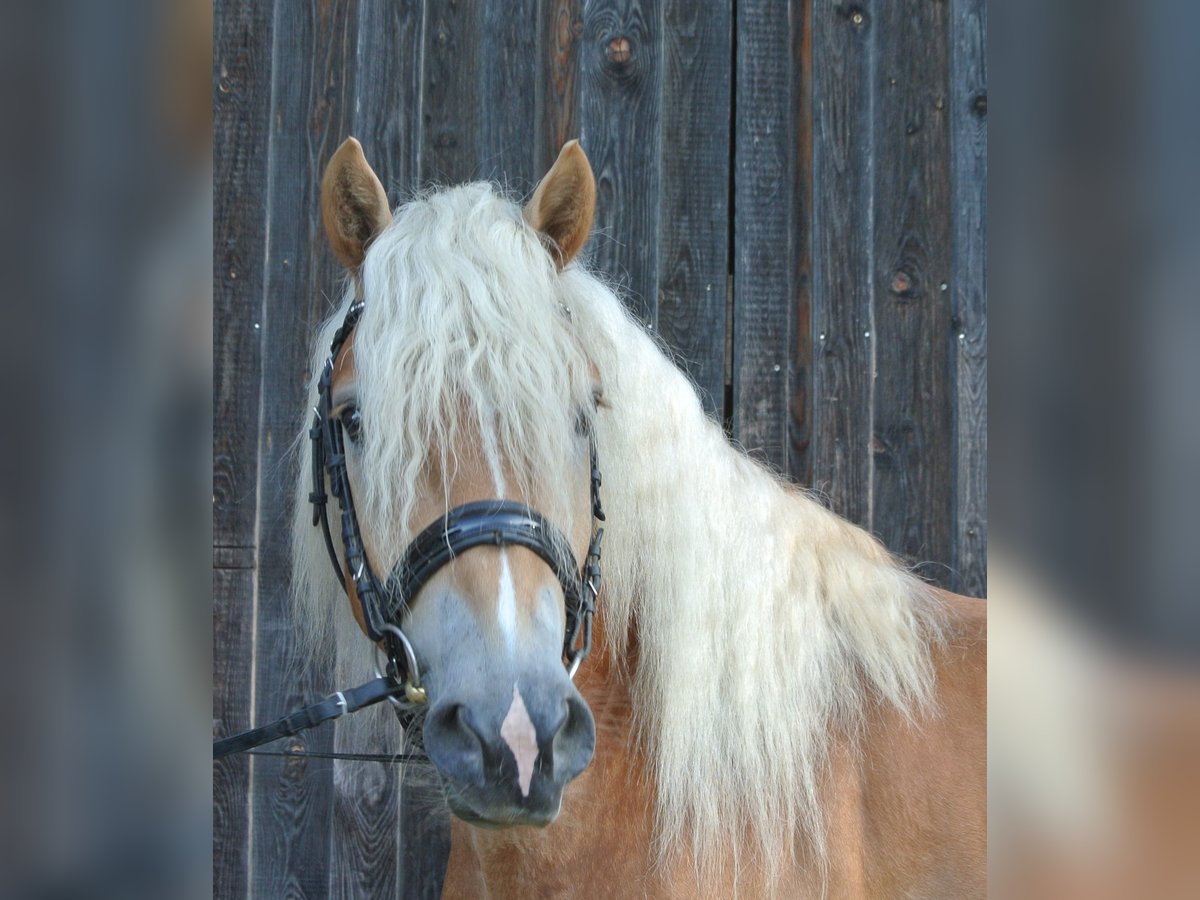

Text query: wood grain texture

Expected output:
[481,0,539,190]
[658,0,731,419]
[579,0,663,326]
[810,0,875,527]
[354,0,425,201]
[869,0,954,583]
[213,0,270,555]
[213,565,256,900]
[732,0,795,471]
[789,0,815,484]
[421,0,482,184]
[250,0,362,894]
[950,0,987,596]
[329,757,400,899]
[214,0,274,894]
[537,0,585,176]
[399,785,451,900]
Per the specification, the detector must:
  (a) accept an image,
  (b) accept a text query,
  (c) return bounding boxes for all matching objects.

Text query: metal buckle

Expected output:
[378,623,428,706]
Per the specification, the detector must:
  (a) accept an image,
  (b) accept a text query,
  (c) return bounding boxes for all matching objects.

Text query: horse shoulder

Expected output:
[854,590,987,899]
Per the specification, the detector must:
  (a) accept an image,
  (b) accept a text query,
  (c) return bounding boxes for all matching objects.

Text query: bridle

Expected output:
[215,299,605,761]
[310,298,606,691]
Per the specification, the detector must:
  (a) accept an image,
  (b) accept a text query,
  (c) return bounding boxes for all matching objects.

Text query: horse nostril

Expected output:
[549,694,596,782]
[424,703,487,786]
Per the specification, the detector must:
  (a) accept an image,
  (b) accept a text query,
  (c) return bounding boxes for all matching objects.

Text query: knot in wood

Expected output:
[890,270,913,295]
[606,36,633,64]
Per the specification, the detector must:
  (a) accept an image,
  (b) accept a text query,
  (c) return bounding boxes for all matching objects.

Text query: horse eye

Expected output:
[575,386,604,437]
[573,409,591,438]
[339,407,363,443]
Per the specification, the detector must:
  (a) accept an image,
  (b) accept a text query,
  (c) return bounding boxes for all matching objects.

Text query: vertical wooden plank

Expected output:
[537,0,585,176]
[350,5,436,897]
[213,0,274,893]
[212,561,256,900]
[354,0,425,199]
[869,0,953,581]
[252,0,360,895]
[658,0,731,418]
[950,0,987,596]
[809,0,874,526]
[421,0,483,184]
[328,753,402,900]
[789,0,815,484]
[579,0,663,326]
[355,7,452,896]
[731,0,796,470]
[481,0,539,189]
[397,786,450,900]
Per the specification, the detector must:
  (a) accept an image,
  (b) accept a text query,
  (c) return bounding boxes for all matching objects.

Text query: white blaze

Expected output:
[479,412,507,496]
[497,552,517,652]
[500,684,539,797]
[480,414,518,652]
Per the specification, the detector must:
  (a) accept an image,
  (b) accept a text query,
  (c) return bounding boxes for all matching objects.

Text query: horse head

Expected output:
[313,138,603,827]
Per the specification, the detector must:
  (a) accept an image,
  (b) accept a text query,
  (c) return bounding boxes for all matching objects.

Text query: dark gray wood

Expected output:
[421,0,483,184]
[398,783,451,900]
[212,564,256,900]
[809,0,875,527]
[213,0,275,894]
[579,0,663,326]
[481,0,539,190]
[869,0,954,582]
[329,755,398,899]
[250,0,362,895]
[950,0,987,597]
[788,0,815,485]
[354,0,425,200]
[732,0,796,471]
[658,0,732,419]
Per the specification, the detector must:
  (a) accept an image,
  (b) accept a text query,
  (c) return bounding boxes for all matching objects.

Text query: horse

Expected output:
[291,137,986,898]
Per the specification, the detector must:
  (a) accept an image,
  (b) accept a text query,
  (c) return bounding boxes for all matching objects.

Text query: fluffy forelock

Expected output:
[350,183,599,558]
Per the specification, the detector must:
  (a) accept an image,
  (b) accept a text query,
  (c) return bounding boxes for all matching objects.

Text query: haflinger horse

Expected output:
[293,137,986,898]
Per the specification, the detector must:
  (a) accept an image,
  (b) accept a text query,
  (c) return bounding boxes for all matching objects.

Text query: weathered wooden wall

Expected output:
[213,0,986,896]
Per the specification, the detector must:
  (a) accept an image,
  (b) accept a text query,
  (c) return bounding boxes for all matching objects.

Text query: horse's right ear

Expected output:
[321,137,391,269]
[525,140,596,269]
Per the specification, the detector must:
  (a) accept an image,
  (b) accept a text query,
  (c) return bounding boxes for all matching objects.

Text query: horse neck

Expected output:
[575,304,942,875]
[593,330,809,654]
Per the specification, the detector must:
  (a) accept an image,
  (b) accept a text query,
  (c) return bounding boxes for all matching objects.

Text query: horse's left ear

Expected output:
[525,140,596,269]
[321,137,392,269]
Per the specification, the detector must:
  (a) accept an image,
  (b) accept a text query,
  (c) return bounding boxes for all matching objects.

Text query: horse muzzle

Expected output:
[423,685,595,827]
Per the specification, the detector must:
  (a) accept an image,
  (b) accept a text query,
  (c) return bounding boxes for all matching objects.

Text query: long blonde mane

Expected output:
[291,182,943,872]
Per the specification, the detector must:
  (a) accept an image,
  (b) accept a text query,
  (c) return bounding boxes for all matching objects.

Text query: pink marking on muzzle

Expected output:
[499,684,539,798]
